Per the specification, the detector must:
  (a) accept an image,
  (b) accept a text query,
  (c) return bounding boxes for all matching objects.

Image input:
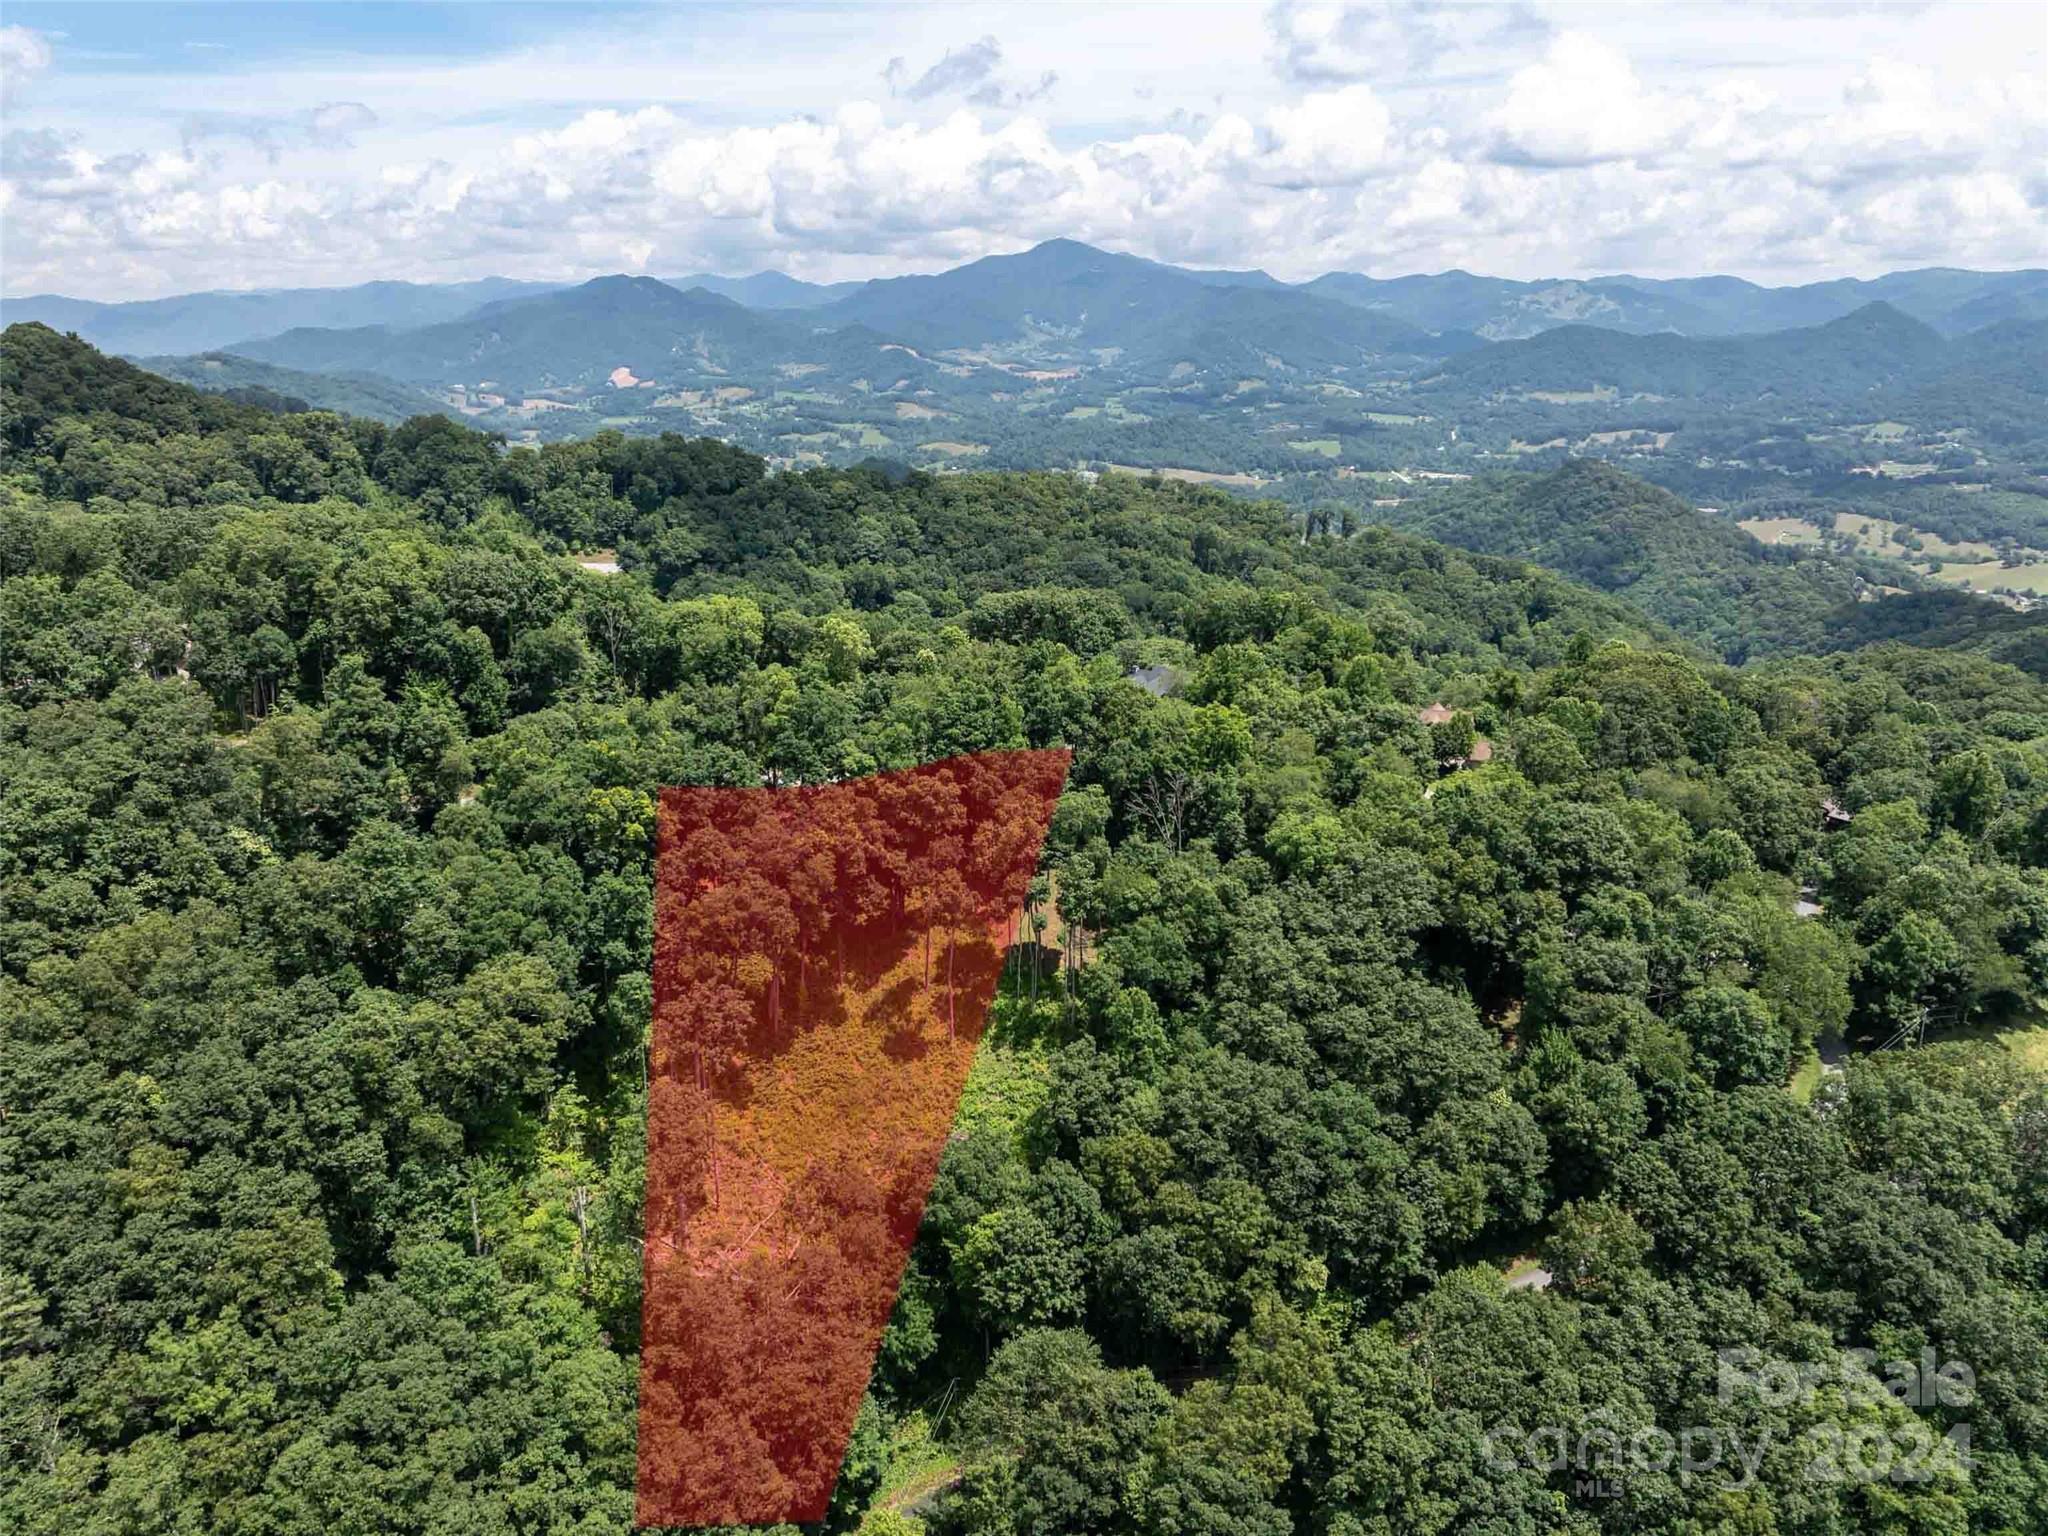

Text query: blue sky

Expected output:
[6,2,627,73]
[3,2,2043,300]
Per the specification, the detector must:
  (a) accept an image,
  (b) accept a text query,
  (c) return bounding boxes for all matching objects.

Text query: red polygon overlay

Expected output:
[635,749,1070,1526]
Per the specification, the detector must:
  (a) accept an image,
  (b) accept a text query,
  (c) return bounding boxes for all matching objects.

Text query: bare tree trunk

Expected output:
[571,1185,593,1297]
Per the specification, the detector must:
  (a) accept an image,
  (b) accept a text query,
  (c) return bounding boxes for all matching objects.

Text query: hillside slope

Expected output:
[135,352,445,422]
[1423,303,1949,406]
[6,322,2047,1536]
[232,276,874,394]
[814,238,1458,365]
[1380,458,1888,659]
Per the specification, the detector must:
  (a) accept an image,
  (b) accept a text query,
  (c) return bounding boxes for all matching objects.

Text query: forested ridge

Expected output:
[1,323,2044,1535]
[1352,459,1953,665]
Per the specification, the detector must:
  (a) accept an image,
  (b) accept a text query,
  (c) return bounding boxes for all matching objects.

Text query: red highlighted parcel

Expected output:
[635,750,1070,1525]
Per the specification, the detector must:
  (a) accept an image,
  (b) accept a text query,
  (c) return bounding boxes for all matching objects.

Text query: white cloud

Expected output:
[1244,85,1395,187]
[181,100,381,159]
[0,2,2042,297]
[1487,33,1679,167]
[0,25,52,105]
[1267,0,1548,85]
[883,35,1056,109]
[307,102,378,146]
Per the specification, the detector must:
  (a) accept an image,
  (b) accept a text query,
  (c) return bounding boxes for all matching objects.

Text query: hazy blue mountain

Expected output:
[227,242,1465,400]
[1306,271,1714,339]
[812,238,1456,364]
[1423,302,1950,403]
[1876,315,2048,446]
[661,271,863,308]
[1915,269,2048,333]
[1596,268,2048,336]
[0,277,565,357]
[1169,264,1289,290]
[16,252,2040,367]
[234,276,791,389]
[232,275,955,397]
[1307,265,2047,339]
[665,252,1287,309]
[134,352,445,422]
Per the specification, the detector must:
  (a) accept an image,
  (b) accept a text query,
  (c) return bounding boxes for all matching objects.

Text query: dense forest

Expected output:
[1,322,2044,1535]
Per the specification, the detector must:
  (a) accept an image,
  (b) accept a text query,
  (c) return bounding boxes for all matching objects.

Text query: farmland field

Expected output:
[1736,509,2048,600]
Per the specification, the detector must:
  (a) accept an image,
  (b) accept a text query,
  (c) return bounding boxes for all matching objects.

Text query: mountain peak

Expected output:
[1002,238,1145,273]
[576,274,675,294]
[1811,300,1945,349]
[1023,237,1102,257]
[1825,298,1921,327]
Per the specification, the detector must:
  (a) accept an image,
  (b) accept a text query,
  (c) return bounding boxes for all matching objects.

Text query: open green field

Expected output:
[1106,463,1267,487]
[2009,1026,2048,1074]
[1738,517,1823,546]
[1521,387,1616,404]
[1737,510,2048,599]
[1933,560,2048,595]
[1833,511,1996,562]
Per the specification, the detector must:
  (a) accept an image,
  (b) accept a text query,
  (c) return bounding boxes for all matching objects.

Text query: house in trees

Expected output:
[1127,664,1184,698]
[1419,701,1495,770]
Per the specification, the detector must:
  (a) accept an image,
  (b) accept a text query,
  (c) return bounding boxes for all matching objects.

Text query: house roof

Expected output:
[1127,664,1182,698]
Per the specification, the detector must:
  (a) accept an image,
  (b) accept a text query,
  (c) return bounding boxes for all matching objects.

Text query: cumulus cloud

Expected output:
[1,4,2042,297]
[1239,85,1396,188]
[1487,33,1679,166]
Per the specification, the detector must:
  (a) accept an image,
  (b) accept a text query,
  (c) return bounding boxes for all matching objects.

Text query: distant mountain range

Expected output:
[206,241,1472,402]
[801,239,1459,363]
[6,240,2039,498]
[1,277,561,357]
[1304,267,2048,340]
[660,271,861,308]
[226,277,854,393]
[8,241,2039,359]
[1423,302,1953,403]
